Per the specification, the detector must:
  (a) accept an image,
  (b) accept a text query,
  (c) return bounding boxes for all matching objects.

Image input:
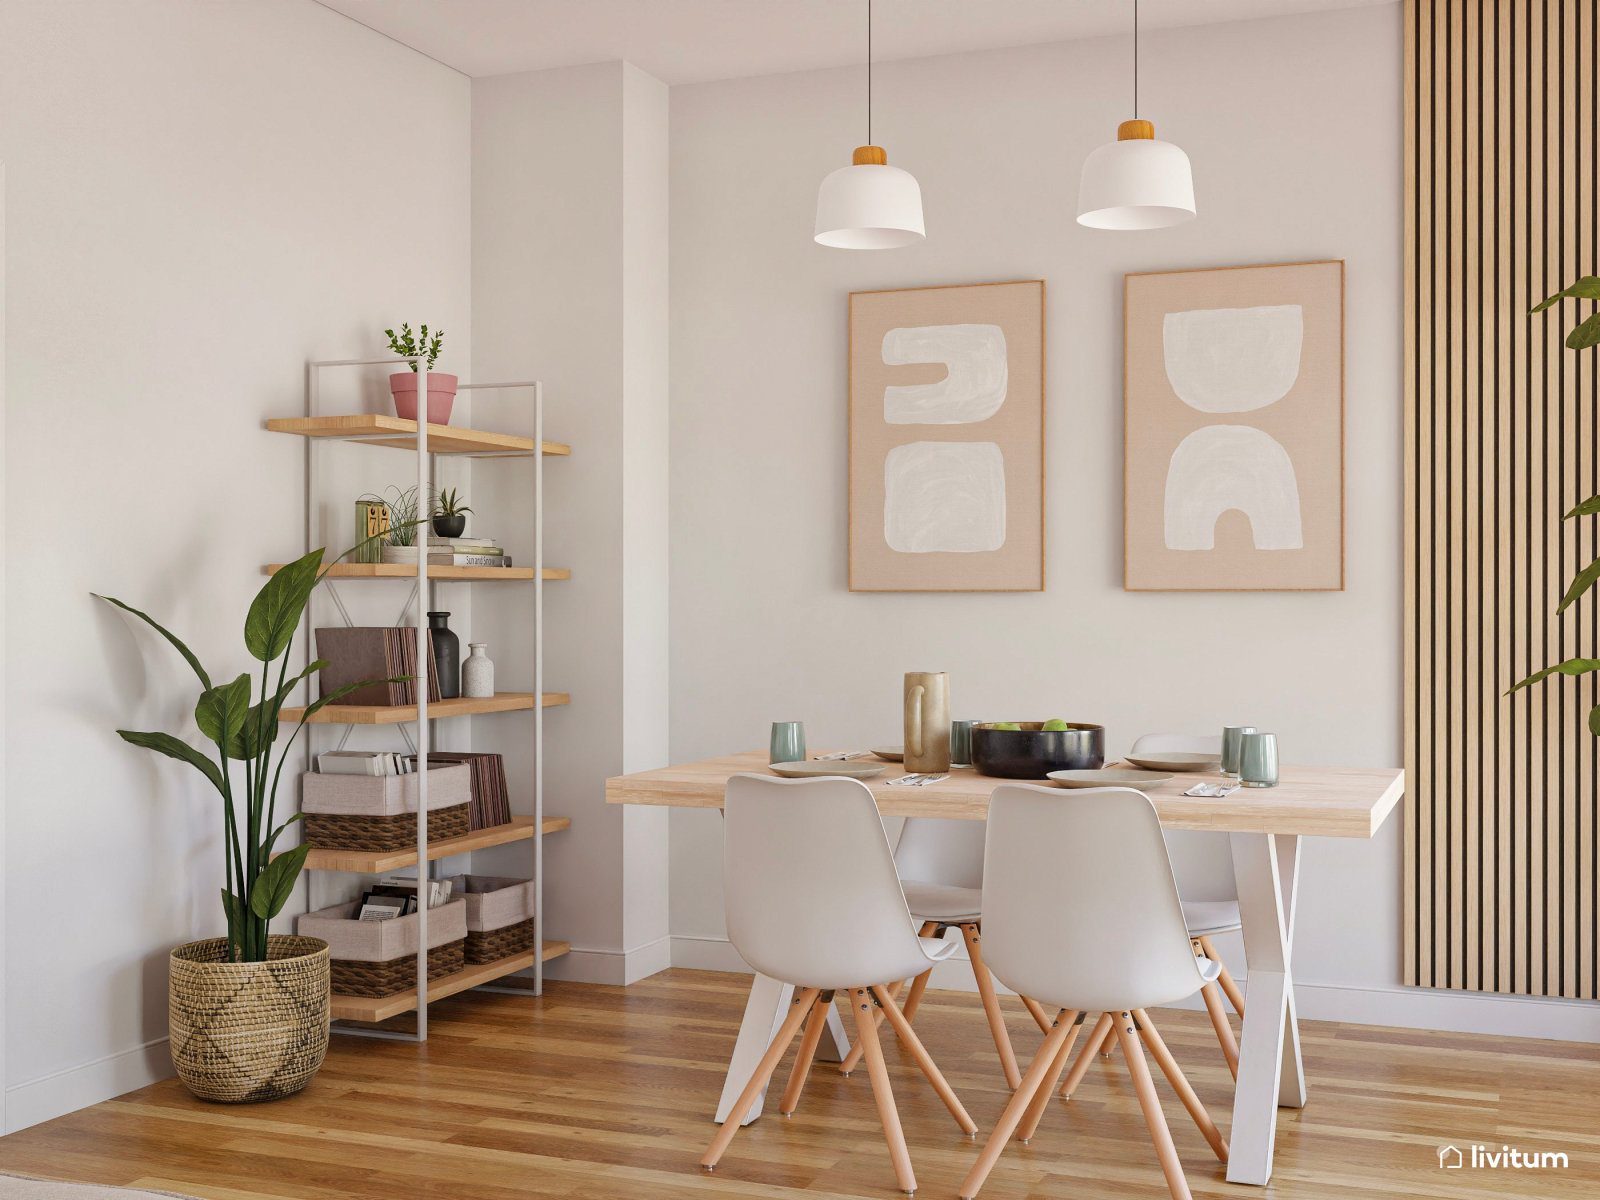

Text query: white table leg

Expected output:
[713,975,852,1124]
[1226,832,1305,1186]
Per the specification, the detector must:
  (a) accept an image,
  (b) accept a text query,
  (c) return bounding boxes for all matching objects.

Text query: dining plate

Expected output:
[1046,768,1174,791]
[870,746,904,761]
[1123,751,1222,773]
[768,760,886,779]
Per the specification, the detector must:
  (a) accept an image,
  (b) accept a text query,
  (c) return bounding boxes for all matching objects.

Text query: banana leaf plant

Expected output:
[97,542,410,963]
[1508,276,1600,729]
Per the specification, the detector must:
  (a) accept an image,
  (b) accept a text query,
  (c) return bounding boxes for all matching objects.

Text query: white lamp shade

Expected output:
[1077,136,1196,230]
[815,162,925,249]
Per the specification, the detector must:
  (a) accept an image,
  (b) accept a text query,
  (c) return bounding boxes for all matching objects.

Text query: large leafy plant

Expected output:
[1509,276,1600,727]
[98,545,405,963]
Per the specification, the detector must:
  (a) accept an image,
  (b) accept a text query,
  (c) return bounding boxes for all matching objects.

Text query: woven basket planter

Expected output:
[302,802,468,852]
[330,939,465,997]
[169,935,330,1104]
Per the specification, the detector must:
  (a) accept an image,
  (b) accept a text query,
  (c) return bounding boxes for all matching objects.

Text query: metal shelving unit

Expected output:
[268,357,569,1042]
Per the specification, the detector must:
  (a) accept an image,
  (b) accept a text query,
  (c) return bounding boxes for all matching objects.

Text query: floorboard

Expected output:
[1,968,1596,1199]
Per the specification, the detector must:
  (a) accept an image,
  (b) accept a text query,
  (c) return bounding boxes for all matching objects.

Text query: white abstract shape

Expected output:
[1164,425,1303,550]
[1163,304,1304,413]
[882,323,1008,424]
[884,441,1007,553]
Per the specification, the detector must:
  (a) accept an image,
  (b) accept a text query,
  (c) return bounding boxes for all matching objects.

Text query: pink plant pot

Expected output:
[389,373,458,425]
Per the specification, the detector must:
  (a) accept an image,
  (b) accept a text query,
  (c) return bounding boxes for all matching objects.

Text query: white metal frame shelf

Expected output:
[285,356,562,1042]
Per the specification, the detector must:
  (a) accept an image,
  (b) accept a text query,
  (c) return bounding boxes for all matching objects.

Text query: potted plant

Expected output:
[385,323,454,424]
[431,487,473,539]
[97,541,403,1103]
[367,484,422,565]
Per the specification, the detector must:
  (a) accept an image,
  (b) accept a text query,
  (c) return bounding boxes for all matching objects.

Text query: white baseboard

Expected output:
[668,935,1600,1043]
[5,1037,173,1134]
[546,934,673,985]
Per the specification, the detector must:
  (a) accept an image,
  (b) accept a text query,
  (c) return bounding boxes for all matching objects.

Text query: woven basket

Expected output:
[330,939,464,997]
[303,801,469,852]
[465,917,538,964]
[169,935,330,1104]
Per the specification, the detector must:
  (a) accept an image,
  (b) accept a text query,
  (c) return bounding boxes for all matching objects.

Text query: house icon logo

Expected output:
[1439,1146,1463,1169]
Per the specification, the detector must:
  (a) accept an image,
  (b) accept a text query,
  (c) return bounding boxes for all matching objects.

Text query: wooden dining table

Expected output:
[605,749,1405,1187]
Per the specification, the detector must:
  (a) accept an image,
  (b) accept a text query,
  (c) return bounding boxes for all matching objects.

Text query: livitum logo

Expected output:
[1438,1144,1570,1170]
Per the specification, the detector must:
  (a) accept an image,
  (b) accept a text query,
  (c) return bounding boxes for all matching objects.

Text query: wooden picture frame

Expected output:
[1124,260,1345,592]
[849,280,1046,592]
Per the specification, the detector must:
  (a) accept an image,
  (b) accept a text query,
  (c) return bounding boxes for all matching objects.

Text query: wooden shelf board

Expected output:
[266,563,569,581]
[542,815,571,834]
[329,942,569,1022]
[266,414,569,457]
[293,814,553,873]
[279,691,567,724]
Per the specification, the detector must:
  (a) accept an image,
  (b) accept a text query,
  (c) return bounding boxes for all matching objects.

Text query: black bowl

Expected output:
[970,722,1106,779]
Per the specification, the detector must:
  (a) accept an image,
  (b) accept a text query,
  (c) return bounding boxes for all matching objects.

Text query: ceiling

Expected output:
[316,0,1395,84]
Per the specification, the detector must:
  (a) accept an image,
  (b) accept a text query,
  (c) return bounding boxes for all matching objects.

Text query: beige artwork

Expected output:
[1124,260,1344,591]
[850,280,1045,592]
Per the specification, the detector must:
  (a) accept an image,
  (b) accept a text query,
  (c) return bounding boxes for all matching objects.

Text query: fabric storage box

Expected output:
[447,875,538,964]
[297,897,468,997]
[300,764,472,852]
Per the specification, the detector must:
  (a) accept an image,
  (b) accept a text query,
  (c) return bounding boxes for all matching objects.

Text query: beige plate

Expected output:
[1123,751,1222,773]
[768,760,887,779]
[1046,768,1174,792]
[870,746,904,761]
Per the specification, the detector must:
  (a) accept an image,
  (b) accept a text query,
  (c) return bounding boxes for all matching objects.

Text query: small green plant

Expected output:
[384,323,444,372]
[1509,276,1600,731]
[432,487,472,519]
[96,534,408,963]
[360,485,421,546]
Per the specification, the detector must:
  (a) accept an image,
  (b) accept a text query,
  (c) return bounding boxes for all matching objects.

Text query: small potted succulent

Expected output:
[432,487,473,539]
[385,323,455,424]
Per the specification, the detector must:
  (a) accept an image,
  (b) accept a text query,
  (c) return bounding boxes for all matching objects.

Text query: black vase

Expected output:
[432,514,466,539]
[427,612,460,699]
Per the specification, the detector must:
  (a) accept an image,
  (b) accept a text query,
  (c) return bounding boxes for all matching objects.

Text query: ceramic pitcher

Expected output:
[902,672,951,773]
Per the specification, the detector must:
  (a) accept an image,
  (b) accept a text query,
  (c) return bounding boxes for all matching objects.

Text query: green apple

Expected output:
[989,721,1021,731]
[1041,718,1070,732]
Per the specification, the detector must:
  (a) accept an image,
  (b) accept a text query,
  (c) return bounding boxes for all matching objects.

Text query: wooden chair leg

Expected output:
[1019,995,1054,1034]
[960,922,1022,1088]
[1200,980,1240,1080]
[1016,1010,1082,1142]
[898,922,940,1025]
[1112,1012,1194,1200]
[1058,1011,1113,1096]
[872,984,977,1135]
[779,990,829,1115]
[839,974,909,1074]
[846,986,918,1195]
[1198,935,1246,1015]
[1133,1009,1228,1162]
[702,987,819,1170]
[958,1014,1077,1200]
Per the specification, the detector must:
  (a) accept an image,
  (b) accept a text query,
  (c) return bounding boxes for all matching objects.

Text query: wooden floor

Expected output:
[1,968,1597,1199]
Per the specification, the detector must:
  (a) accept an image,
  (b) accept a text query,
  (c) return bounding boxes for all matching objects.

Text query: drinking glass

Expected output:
[1238,732,1279,788]
[949,720,976,767]
[1220,725,1257,777]
[769,722,806,764]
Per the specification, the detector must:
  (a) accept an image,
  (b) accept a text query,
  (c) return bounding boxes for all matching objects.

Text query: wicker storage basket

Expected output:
[169,934,330,1103]
[298,898,468,998]
[300,765,471,852]
[446,875,538,964]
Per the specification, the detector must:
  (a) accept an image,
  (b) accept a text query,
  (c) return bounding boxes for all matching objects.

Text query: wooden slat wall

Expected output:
[1405,0,1598,997]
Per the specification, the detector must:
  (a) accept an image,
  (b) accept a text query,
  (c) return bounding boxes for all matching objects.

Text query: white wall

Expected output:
[666,3,1592,1040]
[471,61,670,985]
[0,0,471,1129]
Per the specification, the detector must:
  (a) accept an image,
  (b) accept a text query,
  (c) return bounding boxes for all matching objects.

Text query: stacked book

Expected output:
[428,536,511,567]
[417,751,511,830]
[314,627,443,707]
[316,751,416,776]
[356,876,455,921]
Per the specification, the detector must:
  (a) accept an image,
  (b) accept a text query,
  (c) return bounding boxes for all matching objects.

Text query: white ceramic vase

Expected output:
[461,643,494,698]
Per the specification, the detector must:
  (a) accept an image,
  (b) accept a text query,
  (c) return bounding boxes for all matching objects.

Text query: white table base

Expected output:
[713,975,852,1125]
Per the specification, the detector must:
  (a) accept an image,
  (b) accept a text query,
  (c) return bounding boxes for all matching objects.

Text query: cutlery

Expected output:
[815,750,873,761]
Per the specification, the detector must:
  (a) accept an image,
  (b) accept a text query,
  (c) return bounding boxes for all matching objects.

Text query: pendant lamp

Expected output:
[815,0,924,249]
[1077,0,1195,230]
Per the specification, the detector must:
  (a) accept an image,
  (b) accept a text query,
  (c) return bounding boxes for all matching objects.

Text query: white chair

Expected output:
[1127,732,1246,1077]
[837,816,1048,1088]
[702,774,977,1196]
[959,784,1229,1200]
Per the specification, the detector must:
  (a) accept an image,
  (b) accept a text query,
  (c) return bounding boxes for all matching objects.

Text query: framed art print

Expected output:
[849,279,1045,592]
